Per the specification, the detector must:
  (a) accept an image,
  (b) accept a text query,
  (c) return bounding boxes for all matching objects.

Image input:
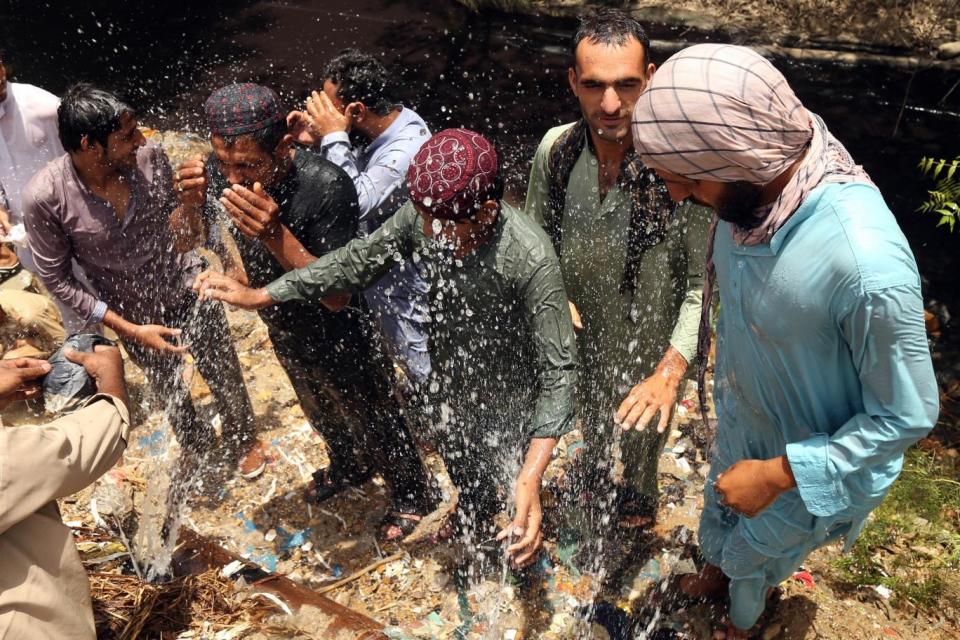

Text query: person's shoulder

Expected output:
[296,148,354,187]
[22,154,69,209]
[814,182,919,293]
[10,82,60,118]
[397,107,431,138]
[533,122,577,157]
[500,202,557,263]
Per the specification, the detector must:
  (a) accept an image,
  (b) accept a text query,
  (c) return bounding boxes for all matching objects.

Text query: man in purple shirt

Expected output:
[22,84,264,483]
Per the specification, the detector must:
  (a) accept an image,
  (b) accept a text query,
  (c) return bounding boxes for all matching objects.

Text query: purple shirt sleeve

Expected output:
[22,184,105,323]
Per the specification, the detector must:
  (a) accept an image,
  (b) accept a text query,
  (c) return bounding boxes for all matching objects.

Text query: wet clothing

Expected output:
[319,108,431,383]
[701,183,938,629]
[0,81,91,333]
[266,200,578,533]
[23,146,200,326]
[0,395,129,640]
[525,122,709,499]
[0,289,65,359]
[23,145,256,458]
[204,150,435,513]
[122,294,256,462]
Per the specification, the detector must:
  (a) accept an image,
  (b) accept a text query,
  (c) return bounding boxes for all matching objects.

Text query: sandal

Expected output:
[378,511,424,543]
[304,466,373,505]
[615,488,658,529]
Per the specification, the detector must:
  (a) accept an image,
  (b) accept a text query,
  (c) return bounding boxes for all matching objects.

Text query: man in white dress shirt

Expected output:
[0,48,91,332]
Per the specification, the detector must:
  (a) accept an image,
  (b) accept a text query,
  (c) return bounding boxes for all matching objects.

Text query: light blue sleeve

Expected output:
[320,132,408,221]
[785,283,939,516]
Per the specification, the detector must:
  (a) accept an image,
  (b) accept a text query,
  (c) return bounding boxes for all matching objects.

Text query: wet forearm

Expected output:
[519,437,557,483]
[263,225,316,271]
[169,204,206,253]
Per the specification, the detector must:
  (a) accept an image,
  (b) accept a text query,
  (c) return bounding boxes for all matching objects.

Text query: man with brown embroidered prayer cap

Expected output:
[524,7,710,535]
[187,83,437,542]
[632,43,938,638]
[192,128,578,578]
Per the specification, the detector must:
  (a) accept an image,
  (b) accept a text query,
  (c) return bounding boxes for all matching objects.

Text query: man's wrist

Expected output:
[765,455,797,492]
[655,348,689,386]
[254,287,275,307]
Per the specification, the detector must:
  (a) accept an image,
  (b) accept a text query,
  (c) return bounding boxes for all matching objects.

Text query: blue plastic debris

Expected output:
[639,558,661,581]
[332,564,343,578]
[136,429,165,456]
[250,551,278,573]
[427,611,444,626]
[270,527,313,553]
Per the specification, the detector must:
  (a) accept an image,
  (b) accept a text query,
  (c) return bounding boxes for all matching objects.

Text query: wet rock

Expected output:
[937,41,960,59]
[91,468,135,519]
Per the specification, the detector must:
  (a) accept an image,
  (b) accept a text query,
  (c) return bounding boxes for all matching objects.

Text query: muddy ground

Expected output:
[3,132,957,638]
[30,297,957,639]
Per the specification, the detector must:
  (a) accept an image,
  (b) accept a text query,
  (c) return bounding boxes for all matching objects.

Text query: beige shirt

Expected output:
[0,289,65,359]
[0,395,129,640]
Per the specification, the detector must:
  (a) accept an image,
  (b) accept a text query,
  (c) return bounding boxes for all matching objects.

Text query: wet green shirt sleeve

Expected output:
[520,255,579,440]
[266,201,420,303]
[668,201,711,364]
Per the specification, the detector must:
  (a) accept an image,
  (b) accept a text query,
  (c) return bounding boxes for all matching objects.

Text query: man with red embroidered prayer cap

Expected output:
[630,43,938,637]
[192,128,579,577]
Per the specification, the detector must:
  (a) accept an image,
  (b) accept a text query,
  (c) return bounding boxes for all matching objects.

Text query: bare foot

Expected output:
[680,563,729,599]
[713,623,750,639]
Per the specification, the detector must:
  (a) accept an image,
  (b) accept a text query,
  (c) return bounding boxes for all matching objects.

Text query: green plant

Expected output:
[917,156,960,232]
[829,447,960,611]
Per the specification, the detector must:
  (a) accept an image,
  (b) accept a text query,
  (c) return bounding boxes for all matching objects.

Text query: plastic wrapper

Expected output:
[43,333,117,414]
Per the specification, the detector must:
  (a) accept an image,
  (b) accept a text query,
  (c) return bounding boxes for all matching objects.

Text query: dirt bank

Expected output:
[457,0,960,62]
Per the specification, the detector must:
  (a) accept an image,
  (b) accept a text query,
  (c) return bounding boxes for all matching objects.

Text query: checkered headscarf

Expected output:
[631,44,874,428]
[205,83,285,136]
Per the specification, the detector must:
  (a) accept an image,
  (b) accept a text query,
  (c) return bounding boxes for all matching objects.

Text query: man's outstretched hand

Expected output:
[496,437,555,569]
[616,347,688,434]
[497,476,544,569]
[0,358,51,409]
[193,269,275,310]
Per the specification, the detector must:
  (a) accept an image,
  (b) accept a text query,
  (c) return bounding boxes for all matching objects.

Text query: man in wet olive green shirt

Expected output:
[525,8,709,528]
[194,129,577,574]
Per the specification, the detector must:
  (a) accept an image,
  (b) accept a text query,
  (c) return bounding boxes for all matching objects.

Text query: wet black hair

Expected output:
[218,119,287,154]
[572,7,652,64]
[0,46,6,63]
[321,49,398,117]
[58,83,135,152]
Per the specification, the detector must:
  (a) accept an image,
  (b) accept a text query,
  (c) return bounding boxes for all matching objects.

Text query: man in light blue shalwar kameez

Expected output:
[630,44,939,637]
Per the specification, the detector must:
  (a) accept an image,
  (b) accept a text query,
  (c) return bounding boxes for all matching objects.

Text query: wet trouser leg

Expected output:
[579,385,672,538]
[123,331,214,513]
[272,334,436,514]
[434,407,520,579]
[123,338,213,455]
[178,297,256,453]
[698,481,850,630]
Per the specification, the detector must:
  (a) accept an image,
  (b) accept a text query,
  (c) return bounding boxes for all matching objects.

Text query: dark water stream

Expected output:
[3,0,959,306]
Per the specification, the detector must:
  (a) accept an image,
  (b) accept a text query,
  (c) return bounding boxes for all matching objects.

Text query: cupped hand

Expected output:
[0,357,51,408]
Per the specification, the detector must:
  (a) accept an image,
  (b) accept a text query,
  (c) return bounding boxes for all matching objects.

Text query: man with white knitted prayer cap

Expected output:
[630,43,938,637]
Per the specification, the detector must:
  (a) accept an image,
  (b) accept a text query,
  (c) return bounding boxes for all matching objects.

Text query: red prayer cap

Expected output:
[406,128,499,220]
